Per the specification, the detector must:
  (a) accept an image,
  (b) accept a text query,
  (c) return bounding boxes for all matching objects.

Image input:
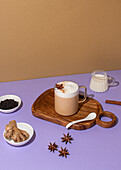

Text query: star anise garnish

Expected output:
[55,83,64,89]
[61,133,73,144]
[58,147,70,158]
[48,142,58,153]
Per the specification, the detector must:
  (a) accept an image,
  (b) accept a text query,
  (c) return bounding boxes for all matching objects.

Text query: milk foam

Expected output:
[95,74,106,79]
[55,81,79,98]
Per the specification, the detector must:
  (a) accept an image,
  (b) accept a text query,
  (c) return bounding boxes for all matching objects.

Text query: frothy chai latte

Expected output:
[54,81,79,116]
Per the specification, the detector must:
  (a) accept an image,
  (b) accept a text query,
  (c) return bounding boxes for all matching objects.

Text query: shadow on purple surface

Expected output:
[79,91,95,98]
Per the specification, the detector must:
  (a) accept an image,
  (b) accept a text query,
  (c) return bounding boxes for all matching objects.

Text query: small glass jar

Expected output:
[89,70,114,92]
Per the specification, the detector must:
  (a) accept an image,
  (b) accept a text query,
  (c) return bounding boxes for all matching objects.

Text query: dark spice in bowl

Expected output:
[0,99,18,110]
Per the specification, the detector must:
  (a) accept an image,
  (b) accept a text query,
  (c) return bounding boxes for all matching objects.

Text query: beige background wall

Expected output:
[0,0,121,82]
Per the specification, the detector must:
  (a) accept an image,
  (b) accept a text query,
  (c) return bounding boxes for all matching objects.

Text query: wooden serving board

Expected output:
[32,88,103,130]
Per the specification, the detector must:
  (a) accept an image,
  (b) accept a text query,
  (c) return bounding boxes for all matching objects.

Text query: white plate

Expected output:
[0,95,21,113]
[3,122,34,146]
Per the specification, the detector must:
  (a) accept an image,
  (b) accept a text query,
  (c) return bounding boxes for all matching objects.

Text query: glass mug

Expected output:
[89,70,115,92]
[54,81,87,116]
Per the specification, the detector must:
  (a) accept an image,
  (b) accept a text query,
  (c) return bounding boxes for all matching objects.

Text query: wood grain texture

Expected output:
[32,88,103,130]
[96,111,117,128]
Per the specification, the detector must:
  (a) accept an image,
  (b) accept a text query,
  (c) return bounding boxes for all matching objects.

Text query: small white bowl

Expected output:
[0,95,21,113]
[3,122,34,146]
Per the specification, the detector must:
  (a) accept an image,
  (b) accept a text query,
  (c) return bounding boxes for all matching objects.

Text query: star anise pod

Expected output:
[61,133,73,144]
[58,147,70,158]
[55,83,64,89]
[48,142,58,152]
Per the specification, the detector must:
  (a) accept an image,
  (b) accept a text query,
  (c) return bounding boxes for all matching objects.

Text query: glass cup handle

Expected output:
[78,86,87,103]
[108,77,115,86]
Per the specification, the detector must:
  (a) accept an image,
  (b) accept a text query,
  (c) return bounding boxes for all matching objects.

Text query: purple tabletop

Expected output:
[0,70,121,170]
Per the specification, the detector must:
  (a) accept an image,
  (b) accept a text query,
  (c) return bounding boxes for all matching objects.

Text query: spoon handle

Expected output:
[105,100,121,105]
[66,118,86,129]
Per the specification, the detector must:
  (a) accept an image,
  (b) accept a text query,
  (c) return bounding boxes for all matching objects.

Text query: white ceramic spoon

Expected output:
[66,112,97,129]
